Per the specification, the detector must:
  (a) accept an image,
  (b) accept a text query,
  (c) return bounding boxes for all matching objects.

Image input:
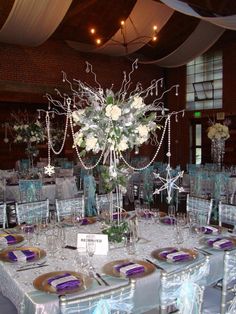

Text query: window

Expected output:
[186,51,223,111]
[195,124,202,164]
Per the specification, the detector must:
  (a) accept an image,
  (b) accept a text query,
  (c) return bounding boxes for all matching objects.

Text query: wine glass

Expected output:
[86,235,96,270]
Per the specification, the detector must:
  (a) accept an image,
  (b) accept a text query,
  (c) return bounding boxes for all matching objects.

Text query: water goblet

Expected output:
[22,223,34,245]
[86,235,96,270]
[168,205,176,218]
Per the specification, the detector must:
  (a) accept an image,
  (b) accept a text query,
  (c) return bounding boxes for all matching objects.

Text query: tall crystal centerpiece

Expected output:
[207,122,230,169]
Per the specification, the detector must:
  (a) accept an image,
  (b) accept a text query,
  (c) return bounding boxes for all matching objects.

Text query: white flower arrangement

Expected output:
[72,91,160,155]
[207,122,230,140]
[13,120,45,144]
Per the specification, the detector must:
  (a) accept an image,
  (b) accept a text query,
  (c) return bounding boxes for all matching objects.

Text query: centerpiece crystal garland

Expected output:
[39,59,184,222]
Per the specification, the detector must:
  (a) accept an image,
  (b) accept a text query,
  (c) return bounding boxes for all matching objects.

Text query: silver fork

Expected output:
[18,260,47,269]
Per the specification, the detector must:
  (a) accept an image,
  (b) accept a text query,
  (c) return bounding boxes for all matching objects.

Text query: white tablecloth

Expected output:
[0,220,225,314]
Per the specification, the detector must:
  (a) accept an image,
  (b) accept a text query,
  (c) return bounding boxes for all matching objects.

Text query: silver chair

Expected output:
[218,201,236,227]
[96,193,123,215]
[203,250,236,314]
[55,196,85,222]
[15,199,49,225]
[59,278,135,314]
[19,179,43,203]
[186,194,213,225]
[55,177,79,200]
[0,203,7,228]
[160,256,209,314]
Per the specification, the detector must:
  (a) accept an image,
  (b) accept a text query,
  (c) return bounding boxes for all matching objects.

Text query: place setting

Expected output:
[151,247,198,264]
[0,233,25,250]
[33,270,93,295]
[200,235,236,251]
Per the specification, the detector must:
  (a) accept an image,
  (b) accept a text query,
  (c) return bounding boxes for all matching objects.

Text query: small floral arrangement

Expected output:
[72,90,160,155]
[13,120,45,144]
[207,122,230,140]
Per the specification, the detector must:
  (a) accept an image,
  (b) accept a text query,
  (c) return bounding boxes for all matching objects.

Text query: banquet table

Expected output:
[0,219,227,314]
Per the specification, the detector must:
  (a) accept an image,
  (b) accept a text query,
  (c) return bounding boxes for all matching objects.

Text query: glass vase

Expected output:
[211,138,225,169]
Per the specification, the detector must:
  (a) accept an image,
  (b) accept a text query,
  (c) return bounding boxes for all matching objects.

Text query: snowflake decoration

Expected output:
[153,164,184,203]
[44,164,55,176]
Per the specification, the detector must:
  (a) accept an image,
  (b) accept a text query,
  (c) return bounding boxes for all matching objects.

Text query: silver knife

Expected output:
[96,273,110,286]
[145,258,165,271]
[16,264,49,272]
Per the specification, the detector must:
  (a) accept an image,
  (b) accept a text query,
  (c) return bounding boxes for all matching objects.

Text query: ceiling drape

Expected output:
[0,0,72,46]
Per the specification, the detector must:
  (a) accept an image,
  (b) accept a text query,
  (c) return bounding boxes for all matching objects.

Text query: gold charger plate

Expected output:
[33,271,93,294]
[0,246,46,263]
[102,259,155,279]
[0,233,24,246]
[151,247,198,263]
[201,236,236,250]
[62,216,96,226]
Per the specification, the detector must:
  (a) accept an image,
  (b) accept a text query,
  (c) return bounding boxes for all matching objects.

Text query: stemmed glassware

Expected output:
[86,235,96,270]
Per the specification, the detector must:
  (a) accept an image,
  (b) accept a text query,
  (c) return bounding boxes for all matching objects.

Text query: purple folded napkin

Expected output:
[0,235,17,245]
[160,248,178,259]
[8,250,36,262]
[207,237,224,246]
[212,239,233,249]
[80,218,89,225]
[47,273,81,292]
[200,226,218,234]
[114,262,145,276]
[162,216,176,225]
[166,251,190,262]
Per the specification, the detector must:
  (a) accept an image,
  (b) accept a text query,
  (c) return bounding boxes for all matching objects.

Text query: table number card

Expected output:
[77,233,109,255]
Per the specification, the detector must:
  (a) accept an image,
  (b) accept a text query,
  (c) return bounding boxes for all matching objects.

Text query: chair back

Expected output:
[218,201,236,227]
[220,250,236,314]
[96,193,123,215]
[59,278,135,314]
[19,179,43,203]
[0,203,7,228]
[160,257,209,314]
[16,199,49,225]
[186,194,213,225]
[55,177,78,200]
[55,196,85,222]
[0,178,6,202]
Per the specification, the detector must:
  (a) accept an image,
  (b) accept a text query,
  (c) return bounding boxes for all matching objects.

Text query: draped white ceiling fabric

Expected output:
[140,20,224,68]
[0,0,72,46]
[161,0,236,30]
[67,0,174,56]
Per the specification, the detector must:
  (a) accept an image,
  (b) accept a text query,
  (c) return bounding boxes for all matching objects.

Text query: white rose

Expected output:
[35,120,41,127]
[118,137,129,151]
[131,96,144,109]
[85,136,98,151]
[136,136,148,145]
[30,136,37,142]
[73,132,83,147]
[16,135,22,142]
[137,125,149,137]
[105,105,121,121]
[24,124,29,129]
[72,110,85,123]
[105,104,113,118]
